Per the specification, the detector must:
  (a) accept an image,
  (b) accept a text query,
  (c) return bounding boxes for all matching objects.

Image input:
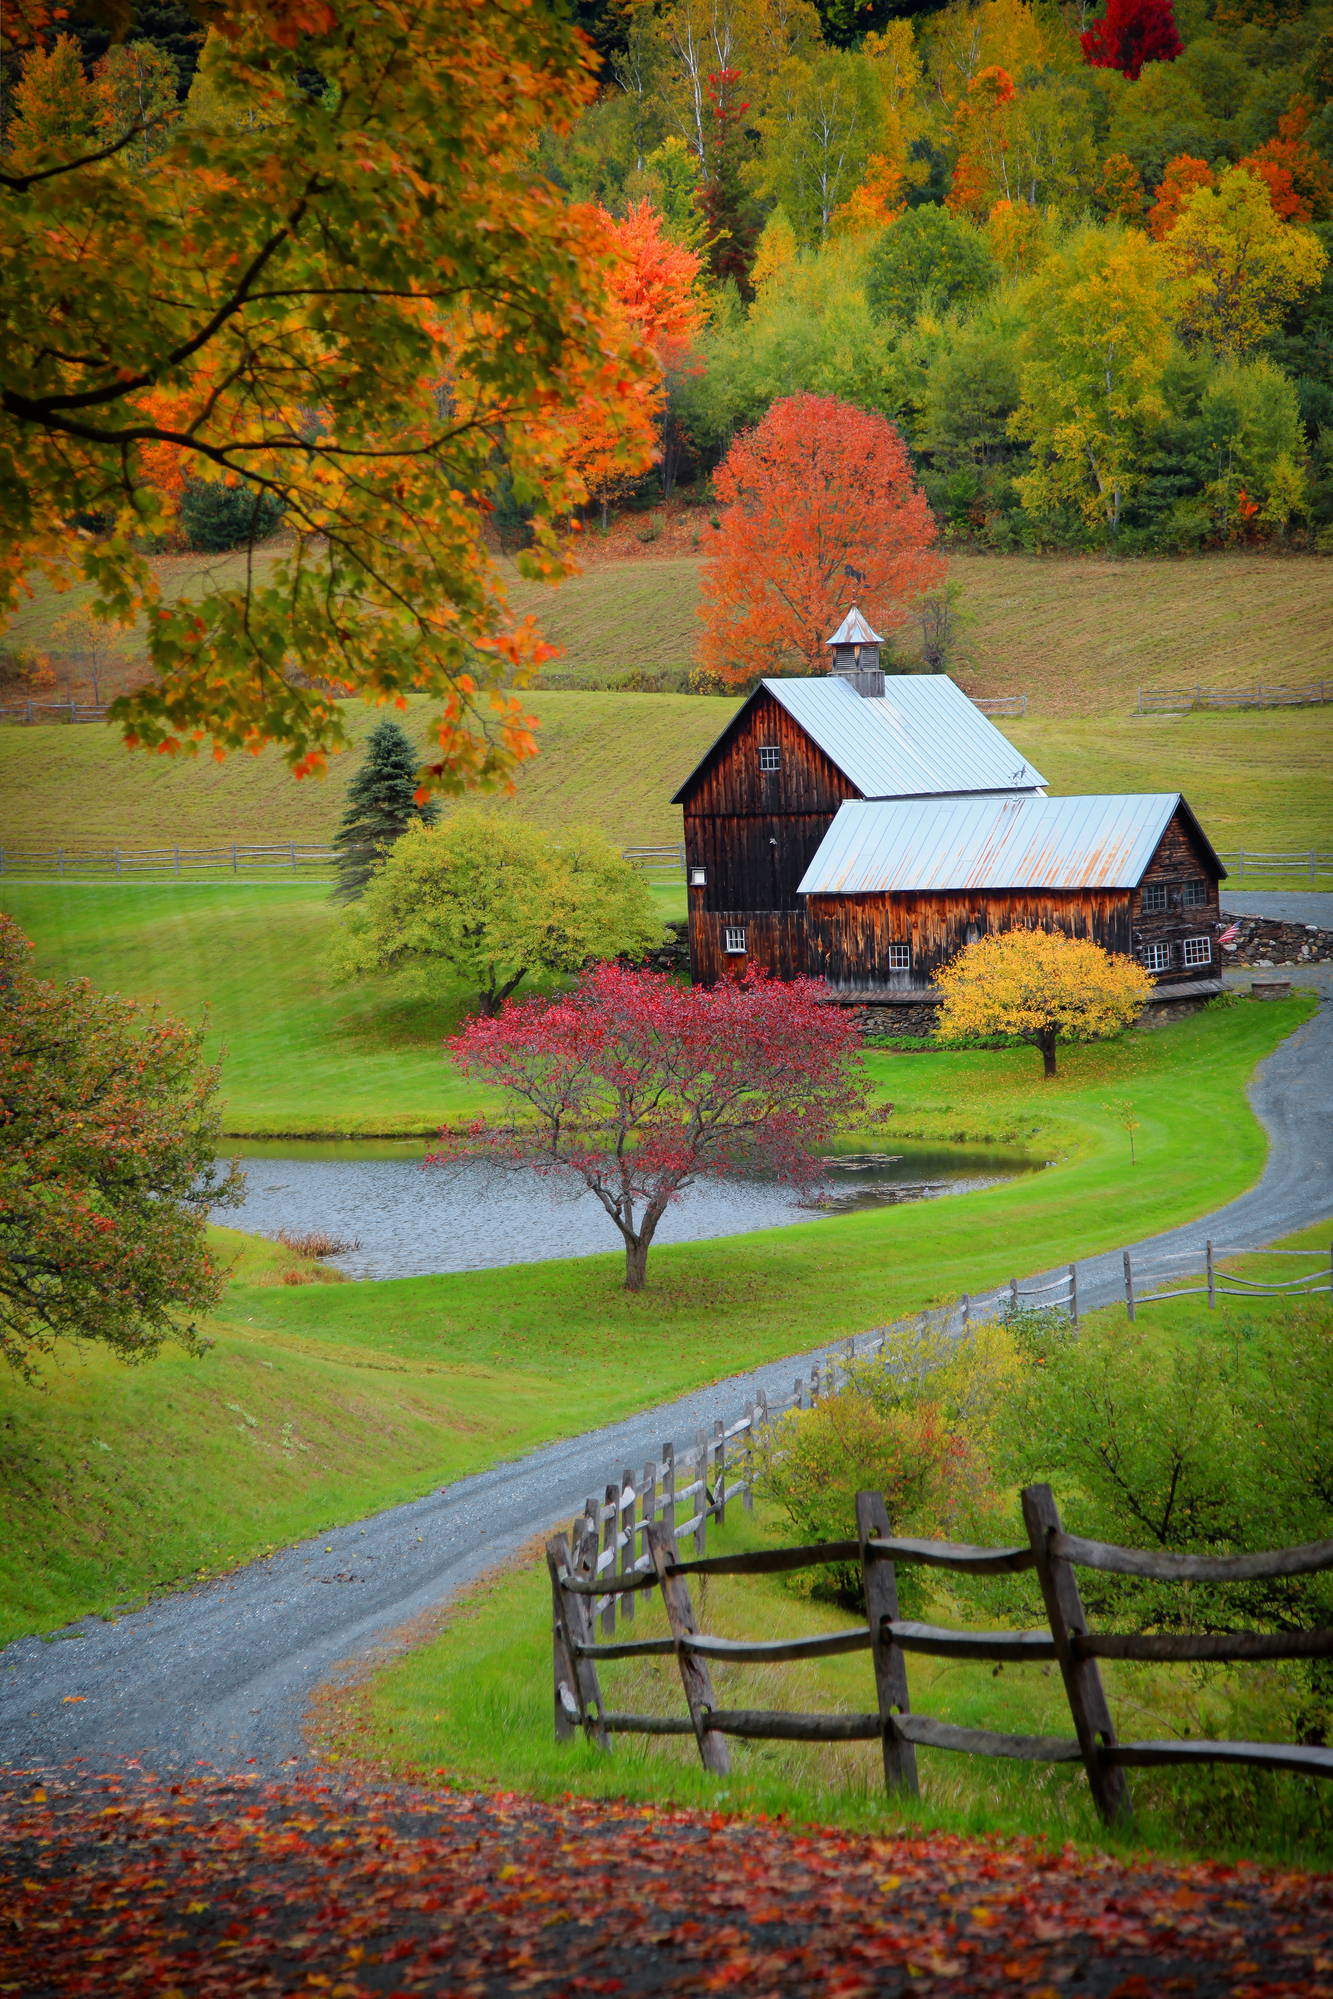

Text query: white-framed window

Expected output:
[1182,879,1208,907]
[1142,882,1168,913]
[887,944,911,970]
[758,745,781,772]
[1183,934,1211,967]
[688,866,707,887]
[1145,941,1172,972]
[724,926,747,954]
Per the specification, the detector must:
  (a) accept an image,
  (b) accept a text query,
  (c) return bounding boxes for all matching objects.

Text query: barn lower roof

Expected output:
[798,794,1226,896]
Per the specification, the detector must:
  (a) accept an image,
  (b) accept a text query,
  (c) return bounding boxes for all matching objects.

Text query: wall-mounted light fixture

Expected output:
[689,866,707,887]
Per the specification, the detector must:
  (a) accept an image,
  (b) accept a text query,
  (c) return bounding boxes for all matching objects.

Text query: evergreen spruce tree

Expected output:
[332,720,439,900]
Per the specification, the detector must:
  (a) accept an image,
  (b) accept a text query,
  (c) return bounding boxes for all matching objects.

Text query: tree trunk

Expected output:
[1041,1028,1058,1079]
[624,1235,649,1291]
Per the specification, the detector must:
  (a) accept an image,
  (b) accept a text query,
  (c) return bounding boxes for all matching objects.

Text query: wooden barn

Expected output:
[673,607,1046,986]
[797,792,1226,996]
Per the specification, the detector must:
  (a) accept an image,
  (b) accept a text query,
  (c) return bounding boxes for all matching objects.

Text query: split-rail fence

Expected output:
[547,1487,1333,1827]
[548,1241,1333,1824]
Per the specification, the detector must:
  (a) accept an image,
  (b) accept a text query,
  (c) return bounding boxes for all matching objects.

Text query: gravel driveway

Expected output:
[3,978,1330,1779]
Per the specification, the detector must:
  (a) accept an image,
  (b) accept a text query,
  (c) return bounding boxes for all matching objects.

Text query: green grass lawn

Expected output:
[0,986,1316,1645]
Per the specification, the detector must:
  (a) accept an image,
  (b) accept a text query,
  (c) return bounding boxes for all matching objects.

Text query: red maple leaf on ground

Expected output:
[3,1768,1332,1995]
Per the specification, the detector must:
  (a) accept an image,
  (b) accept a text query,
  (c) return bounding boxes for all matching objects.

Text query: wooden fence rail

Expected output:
[1122,1240,1332,1318]
[1138,679,1330,713]
[1217,848,1333,884]
[0,699,109,725]
[547,1483,1333,1825]
[970,693,1027,717]
[0,842,337,878]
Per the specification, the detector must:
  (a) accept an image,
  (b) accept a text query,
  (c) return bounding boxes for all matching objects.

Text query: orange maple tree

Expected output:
[1146,154,1215,239]
[1239,99,1332,223]
[566,200,704,526]
[696,394,945,687]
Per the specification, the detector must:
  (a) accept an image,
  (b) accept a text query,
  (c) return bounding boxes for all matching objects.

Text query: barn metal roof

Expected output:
[670,675,1045,805]
[797,793,1226,896]
[825,605,883,647]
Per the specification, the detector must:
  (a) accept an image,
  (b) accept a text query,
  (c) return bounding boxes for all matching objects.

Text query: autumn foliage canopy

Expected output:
[1,0,656,788]
[934,929,1153,1078]
[438,964,870,1290]
[697,394,945,686]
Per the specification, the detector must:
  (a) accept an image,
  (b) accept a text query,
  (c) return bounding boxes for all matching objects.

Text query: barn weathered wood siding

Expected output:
[1129,809,1223,984]
[682,687,857,983]
[804,891,1133,992]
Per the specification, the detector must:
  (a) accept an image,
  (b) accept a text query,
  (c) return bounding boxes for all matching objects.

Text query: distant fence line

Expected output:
[0,699,109,725]
[0,842,336,878]
[970,693,1026,717]
[1217,849,1333,885]
[1138,679,1330,714]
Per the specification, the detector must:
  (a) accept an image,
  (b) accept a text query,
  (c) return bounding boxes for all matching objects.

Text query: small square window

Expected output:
[1145,941,1172,972]
[758,745,780,772]
[724,926,747,954]
[887,944,911,970]
[1183,935,1211,967]
[689,866,707,887]
[1142,882,1167,913]
[1182,879,1207,907]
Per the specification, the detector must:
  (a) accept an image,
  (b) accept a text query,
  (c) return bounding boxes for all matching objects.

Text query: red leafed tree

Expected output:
[697,394,945,686]
[1082,0,1182,79]
[1147,154,1214,239]
[435,963,872,1291]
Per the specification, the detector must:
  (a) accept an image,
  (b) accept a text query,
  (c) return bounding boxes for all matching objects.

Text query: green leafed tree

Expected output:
[866,204,998,326]
[332,815,665,1015]
[0,915,244,1385]
[333,718,441,901]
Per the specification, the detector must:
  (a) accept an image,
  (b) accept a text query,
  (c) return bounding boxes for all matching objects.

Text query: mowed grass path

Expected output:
[0,982,1313,1641]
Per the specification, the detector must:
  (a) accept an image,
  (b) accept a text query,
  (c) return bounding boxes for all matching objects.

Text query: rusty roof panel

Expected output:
[797,794,1187,896]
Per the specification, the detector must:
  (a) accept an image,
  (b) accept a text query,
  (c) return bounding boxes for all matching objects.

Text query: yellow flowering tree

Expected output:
[934,928,1153,1078]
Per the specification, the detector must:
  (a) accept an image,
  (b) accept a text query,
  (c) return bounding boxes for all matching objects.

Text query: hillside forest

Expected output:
[5,0,1333,581]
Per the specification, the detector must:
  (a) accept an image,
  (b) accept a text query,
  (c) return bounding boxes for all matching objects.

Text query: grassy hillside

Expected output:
[5,545,1328,872]
[0,997,1313,1642]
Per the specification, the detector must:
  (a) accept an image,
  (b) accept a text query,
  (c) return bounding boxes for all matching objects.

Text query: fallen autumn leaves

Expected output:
[2,1770,1332,1996]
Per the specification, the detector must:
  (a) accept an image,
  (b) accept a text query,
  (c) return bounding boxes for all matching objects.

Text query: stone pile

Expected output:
[1222,916,1333,968]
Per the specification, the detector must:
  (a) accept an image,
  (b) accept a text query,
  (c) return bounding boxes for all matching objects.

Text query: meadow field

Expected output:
[0,972,1312,1649]
[4,546,1330,870]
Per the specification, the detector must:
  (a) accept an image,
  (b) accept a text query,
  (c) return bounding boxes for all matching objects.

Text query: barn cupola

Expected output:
[825,605,885,697]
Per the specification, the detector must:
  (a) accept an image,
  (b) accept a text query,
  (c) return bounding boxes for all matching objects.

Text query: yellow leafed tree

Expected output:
[934,929,1153,1078]
[1165,167,1328,357]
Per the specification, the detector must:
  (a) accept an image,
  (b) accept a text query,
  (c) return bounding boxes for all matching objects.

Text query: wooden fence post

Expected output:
[1123,1249,1136,1322]
[811,1364,820,1407]
[1069,1262,1078,1330]
[1009,1276,1018,1314]
[662,1442,675,1538]
[546,1533,580,1743]
[856,1492,919,1800]
[1020,1483,1131,1826]
[643,1461,657,1548]
[620,1468,636,1624]
[714,1419,726,1528]
[601,1484,619,1636]
[695,1429,708,1557]
[961,1291,970,1328]
[742,1404,754,1513]
[645,1521,730,1775]
[794,1376,804,1411]
[1207,1240,1215,1310]
[546,1529,609,1751]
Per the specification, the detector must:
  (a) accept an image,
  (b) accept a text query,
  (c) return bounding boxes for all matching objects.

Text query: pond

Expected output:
[221,1141,1043,1281]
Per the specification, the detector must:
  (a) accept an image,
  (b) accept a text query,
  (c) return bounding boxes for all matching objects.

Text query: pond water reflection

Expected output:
[222,1142,1042,1281]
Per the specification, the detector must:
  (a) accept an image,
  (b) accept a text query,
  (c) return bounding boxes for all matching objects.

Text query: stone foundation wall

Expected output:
[1224,916,1333,968]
